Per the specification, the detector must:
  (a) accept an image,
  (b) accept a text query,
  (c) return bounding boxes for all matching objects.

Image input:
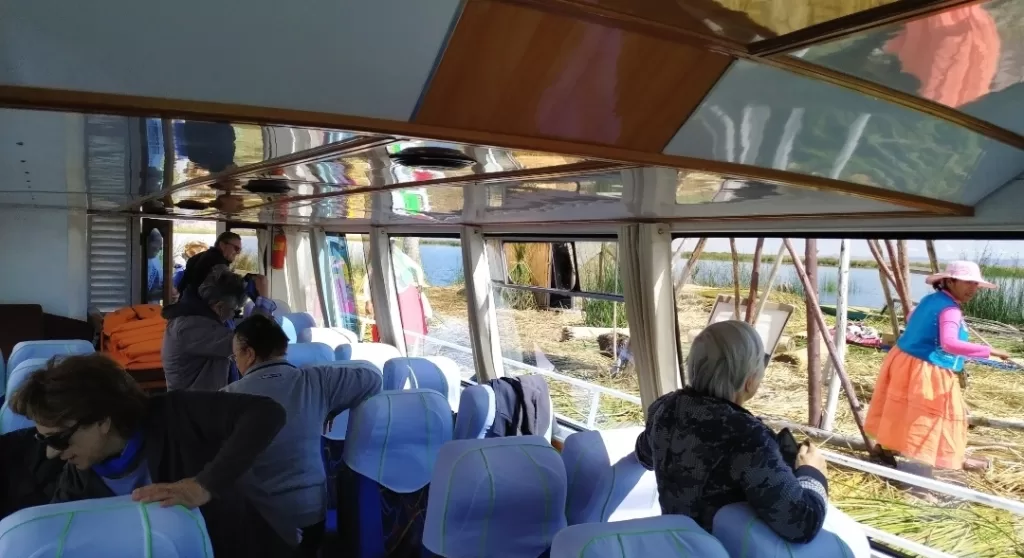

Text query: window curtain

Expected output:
[618,223,681,412]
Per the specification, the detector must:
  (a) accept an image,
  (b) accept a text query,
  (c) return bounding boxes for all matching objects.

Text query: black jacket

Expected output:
[636,388,828,543]
[0,428,64,519]
[176,247,230,301]
[53,390,291,557]
[487,376,552,438]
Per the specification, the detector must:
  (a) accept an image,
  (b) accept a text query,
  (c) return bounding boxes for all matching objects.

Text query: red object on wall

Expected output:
[271,232,287,270]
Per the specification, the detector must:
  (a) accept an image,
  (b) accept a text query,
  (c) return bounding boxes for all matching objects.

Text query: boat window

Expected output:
[389,236,476,382]
[323,233,375,341]
[488,239,641,429]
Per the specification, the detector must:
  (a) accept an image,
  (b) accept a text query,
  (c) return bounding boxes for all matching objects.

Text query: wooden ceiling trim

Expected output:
[414,0,732,153]
[116,135,395,212]
[0,85,972,216]
[748,0,985,56]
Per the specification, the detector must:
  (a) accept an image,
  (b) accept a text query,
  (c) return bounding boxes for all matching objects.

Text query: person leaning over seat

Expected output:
[223,314,383,557]
[635,320,829,544]
[162,265,276,391]
[9,353,291,558]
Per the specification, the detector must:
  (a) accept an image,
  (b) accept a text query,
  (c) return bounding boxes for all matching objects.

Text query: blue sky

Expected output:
[679,238,1024,264]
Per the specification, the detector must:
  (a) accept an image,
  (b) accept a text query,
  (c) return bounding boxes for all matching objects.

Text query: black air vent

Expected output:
[389,146,476,170]
[244,178,292,194]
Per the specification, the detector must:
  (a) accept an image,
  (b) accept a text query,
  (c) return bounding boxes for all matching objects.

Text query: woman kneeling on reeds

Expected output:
[866,261,1009,472]
[635,320,829,543]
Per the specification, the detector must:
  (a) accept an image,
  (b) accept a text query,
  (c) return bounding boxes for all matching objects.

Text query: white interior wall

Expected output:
[0,207,89,319]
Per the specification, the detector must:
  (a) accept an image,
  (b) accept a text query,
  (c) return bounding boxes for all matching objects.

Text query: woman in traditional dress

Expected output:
[865,261,1009,472]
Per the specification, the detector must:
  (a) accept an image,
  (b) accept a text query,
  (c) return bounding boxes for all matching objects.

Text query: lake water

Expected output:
[413,243,945,310]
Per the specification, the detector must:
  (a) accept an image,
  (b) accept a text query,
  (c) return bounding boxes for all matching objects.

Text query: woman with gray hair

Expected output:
[635,320,830,543]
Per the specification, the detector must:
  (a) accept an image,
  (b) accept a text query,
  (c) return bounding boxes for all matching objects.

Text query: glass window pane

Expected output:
[664,59,1024,205]
[496,241,623,296]
[325,234,375,341]
[390,237,477,381]
[800,0,1024,137]
[493,286,641,428]
[670,237,1024,557]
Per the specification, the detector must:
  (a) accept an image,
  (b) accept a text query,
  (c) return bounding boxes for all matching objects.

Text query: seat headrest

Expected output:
[342,389,452,493]
[335,343,401,371]
[453,384,495,440]
[712,503,871,558]
[309,327,359,349]
[321,360,383,442]
[562,427,660,524]
[0,495,214,557]
[277,312,317,343]
[550,515,729,558]
[423,436,567,558]
[7,340,94,383]
[382,356,461,412]
[285,342,335,367]
[6,358,50,400]
[0,402,35,434]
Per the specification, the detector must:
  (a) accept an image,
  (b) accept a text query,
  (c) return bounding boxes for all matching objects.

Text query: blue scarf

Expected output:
[92,430,145,478]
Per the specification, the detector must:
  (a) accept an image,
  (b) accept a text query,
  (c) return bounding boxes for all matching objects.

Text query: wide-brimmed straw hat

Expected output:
[925,260,997,289]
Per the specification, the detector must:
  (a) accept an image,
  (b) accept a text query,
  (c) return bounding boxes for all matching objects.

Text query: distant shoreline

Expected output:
[688,251,1024,279]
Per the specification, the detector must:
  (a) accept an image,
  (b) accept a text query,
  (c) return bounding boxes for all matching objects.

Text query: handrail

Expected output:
[823,450,1024,517]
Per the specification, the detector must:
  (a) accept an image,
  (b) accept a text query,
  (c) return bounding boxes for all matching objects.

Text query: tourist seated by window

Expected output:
[9,354,290,557]
[222,315,382,556]
[163,266,275,390]
[635,320,829,543]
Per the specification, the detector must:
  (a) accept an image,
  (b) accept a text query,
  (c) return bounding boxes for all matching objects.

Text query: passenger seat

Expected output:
[382,356,461,412]
[550,515,729,557]
[335,342,401,371]
[0,495,213,557]
[561,427,660,525]
[712,502,871,558]
[278,312,317,344]
[0,359,51,434]
[423,436,567,558]
[3,340,94,396]
[285,342,335,367]
[453,384,495,439]
[337,390,452,557]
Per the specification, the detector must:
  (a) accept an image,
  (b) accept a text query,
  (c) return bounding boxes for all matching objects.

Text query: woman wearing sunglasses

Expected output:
[10,353,292,557]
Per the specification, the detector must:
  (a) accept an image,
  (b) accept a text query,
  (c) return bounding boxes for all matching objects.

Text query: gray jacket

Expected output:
[224,360,382,545]
[161,297,274,391]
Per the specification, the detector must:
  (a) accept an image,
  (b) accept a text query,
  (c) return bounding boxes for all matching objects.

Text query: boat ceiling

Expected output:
[1,0,1023,233]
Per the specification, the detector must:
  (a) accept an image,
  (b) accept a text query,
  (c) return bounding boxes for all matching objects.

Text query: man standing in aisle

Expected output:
[176,231,244,301]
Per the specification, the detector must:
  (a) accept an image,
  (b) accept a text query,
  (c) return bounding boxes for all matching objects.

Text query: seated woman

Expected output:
[223,315,382,556]
[636,320,829,543]
[9,354,291,557]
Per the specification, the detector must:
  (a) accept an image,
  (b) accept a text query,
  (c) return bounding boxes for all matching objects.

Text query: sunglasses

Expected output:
[35,423,81,451]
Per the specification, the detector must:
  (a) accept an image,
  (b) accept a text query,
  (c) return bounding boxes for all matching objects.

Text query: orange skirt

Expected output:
[865,346,967,469]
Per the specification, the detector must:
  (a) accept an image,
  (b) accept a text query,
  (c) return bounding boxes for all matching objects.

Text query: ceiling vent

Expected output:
[389,146,476,170]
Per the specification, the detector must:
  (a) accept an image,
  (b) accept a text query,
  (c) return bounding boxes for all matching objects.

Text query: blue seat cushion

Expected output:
[337,464,429,558]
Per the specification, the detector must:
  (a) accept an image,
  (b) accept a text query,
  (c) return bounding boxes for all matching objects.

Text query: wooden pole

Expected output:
[885,239,912,316]
[879,267,900,337]
[868,240,909,324]
[753,243,787,323]
[783,239,871,447]
[746,238,765,324]
[926,240,940,273]
[821,239,850,431]
[676,238,707,290]
[730,238,742,319]
[898,240,912,306]
[805,239,822,425]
